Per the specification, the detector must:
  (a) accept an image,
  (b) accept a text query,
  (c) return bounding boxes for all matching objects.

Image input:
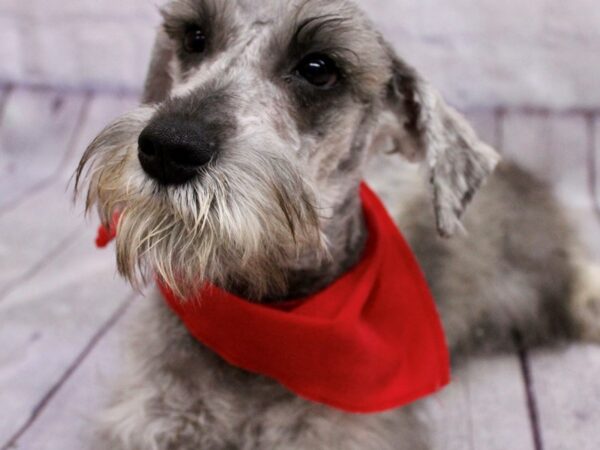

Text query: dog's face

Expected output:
[76,0,499,299]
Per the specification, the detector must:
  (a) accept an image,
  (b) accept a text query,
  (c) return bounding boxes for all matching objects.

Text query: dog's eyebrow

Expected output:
[161,0,237,52]
[291,14,354,54]
[295,15,349,44]
[162,0,214,32]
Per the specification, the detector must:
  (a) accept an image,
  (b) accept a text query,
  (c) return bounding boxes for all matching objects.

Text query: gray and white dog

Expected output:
[75,0,600,448]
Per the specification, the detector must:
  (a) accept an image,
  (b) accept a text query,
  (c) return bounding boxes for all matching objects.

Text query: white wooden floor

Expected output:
[0,85,599,450]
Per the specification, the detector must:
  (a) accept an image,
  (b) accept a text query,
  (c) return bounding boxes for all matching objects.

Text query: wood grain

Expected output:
[529,346,600,450]
[0,88,87,213]
[502,111,600,259]
[9,297,138,450]
[0,94,135,293]
[593,116,600,218]
[0,92,136,447]
[427,355,535,450]
[0,228,131,446]
[1,90,599,449]
[465,109,502,151]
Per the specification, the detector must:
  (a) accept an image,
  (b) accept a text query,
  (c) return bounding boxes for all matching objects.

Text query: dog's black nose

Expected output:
[138,118,216,185]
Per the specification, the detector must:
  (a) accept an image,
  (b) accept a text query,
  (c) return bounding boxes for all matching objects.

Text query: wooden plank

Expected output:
[9,296,139,450]
[0,88,86,211]
[502,111,600,259]
[0,95,535,447]
[501,112,549,175]
[58,93,137,185]
[529,346,600,450]
[501,111,587,205]
[504,111,600,449]
[0,94,136,291]
[465,356,535,450]
[426,355,535,450]
[368,135,533,448]
[426,367,472,450]
[0,228,131,446]
[0,93,137,446]
[5,96,533,448]
[0,87,11,122]
[464,109,501,150]
[593,116,600,218]
[9,311,534,450]
[0,181,89,292]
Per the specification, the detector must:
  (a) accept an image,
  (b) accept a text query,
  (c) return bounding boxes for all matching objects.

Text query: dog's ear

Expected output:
[142,29,174,104]
[379,56,500,237]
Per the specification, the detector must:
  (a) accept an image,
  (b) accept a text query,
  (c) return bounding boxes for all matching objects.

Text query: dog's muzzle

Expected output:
[138,117,217,185]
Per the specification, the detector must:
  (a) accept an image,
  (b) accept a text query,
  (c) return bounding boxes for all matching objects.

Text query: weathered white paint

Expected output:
[502,111,600,259]
[0,94,134,446]
[464,110,500,150]
[0,229,131,445]
[0,89,86,210]
[530,346,600,450]
[594,118,600,214]
[425,355,535,450]
[0,93,135,289]
[10,298,138,450]
[1,1,599,110]
[1,87,600,449]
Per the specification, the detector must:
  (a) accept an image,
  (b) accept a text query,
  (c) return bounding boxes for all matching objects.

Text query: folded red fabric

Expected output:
[96,212,119,248]
[97,183,450,413]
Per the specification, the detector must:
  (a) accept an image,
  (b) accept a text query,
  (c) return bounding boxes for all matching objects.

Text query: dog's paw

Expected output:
[571,264,600,342]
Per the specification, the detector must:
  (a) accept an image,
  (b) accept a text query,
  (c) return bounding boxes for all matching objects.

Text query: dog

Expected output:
[75,0,600,448]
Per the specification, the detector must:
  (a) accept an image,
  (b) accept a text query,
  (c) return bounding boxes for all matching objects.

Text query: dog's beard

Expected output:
[76,107,327,300]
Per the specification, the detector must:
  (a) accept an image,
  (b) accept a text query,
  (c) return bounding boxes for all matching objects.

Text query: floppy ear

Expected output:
[142,29,174,104]
[381,57,500,237]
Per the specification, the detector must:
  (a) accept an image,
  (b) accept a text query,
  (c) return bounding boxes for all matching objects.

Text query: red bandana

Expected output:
[97,183,450,414]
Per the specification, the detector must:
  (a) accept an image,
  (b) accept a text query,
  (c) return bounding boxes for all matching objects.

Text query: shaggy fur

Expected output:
[74,0,600,448]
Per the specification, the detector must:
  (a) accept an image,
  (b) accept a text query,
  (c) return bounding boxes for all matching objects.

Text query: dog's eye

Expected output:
[183,26,207,54]
[295,54,339,88]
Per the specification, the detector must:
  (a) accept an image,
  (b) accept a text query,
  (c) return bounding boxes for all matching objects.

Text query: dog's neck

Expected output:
[270,192,368,302]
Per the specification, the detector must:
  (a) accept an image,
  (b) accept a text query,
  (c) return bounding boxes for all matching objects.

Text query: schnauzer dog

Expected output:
[75,0,600,448]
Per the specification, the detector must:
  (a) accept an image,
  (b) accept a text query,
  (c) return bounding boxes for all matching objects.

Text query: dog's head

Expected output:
[75,0,499,299]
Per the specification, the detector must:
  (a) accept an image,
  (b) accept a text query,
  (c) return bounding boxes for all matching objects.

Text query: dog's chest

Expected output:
[124,290,421,449]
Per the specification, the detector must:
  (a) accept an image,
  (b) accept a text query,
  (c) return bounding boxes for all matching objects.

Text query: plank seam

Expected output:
[515,337,544,450]
[0,293,138,450]
[4,83,600,116]
[464,367,476,450]
[586,114,600,222]
[0,9,158,24]
[0,81,140,100]
[0,92,93,218]
[494,107,506,152]
[0,84,13,125]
